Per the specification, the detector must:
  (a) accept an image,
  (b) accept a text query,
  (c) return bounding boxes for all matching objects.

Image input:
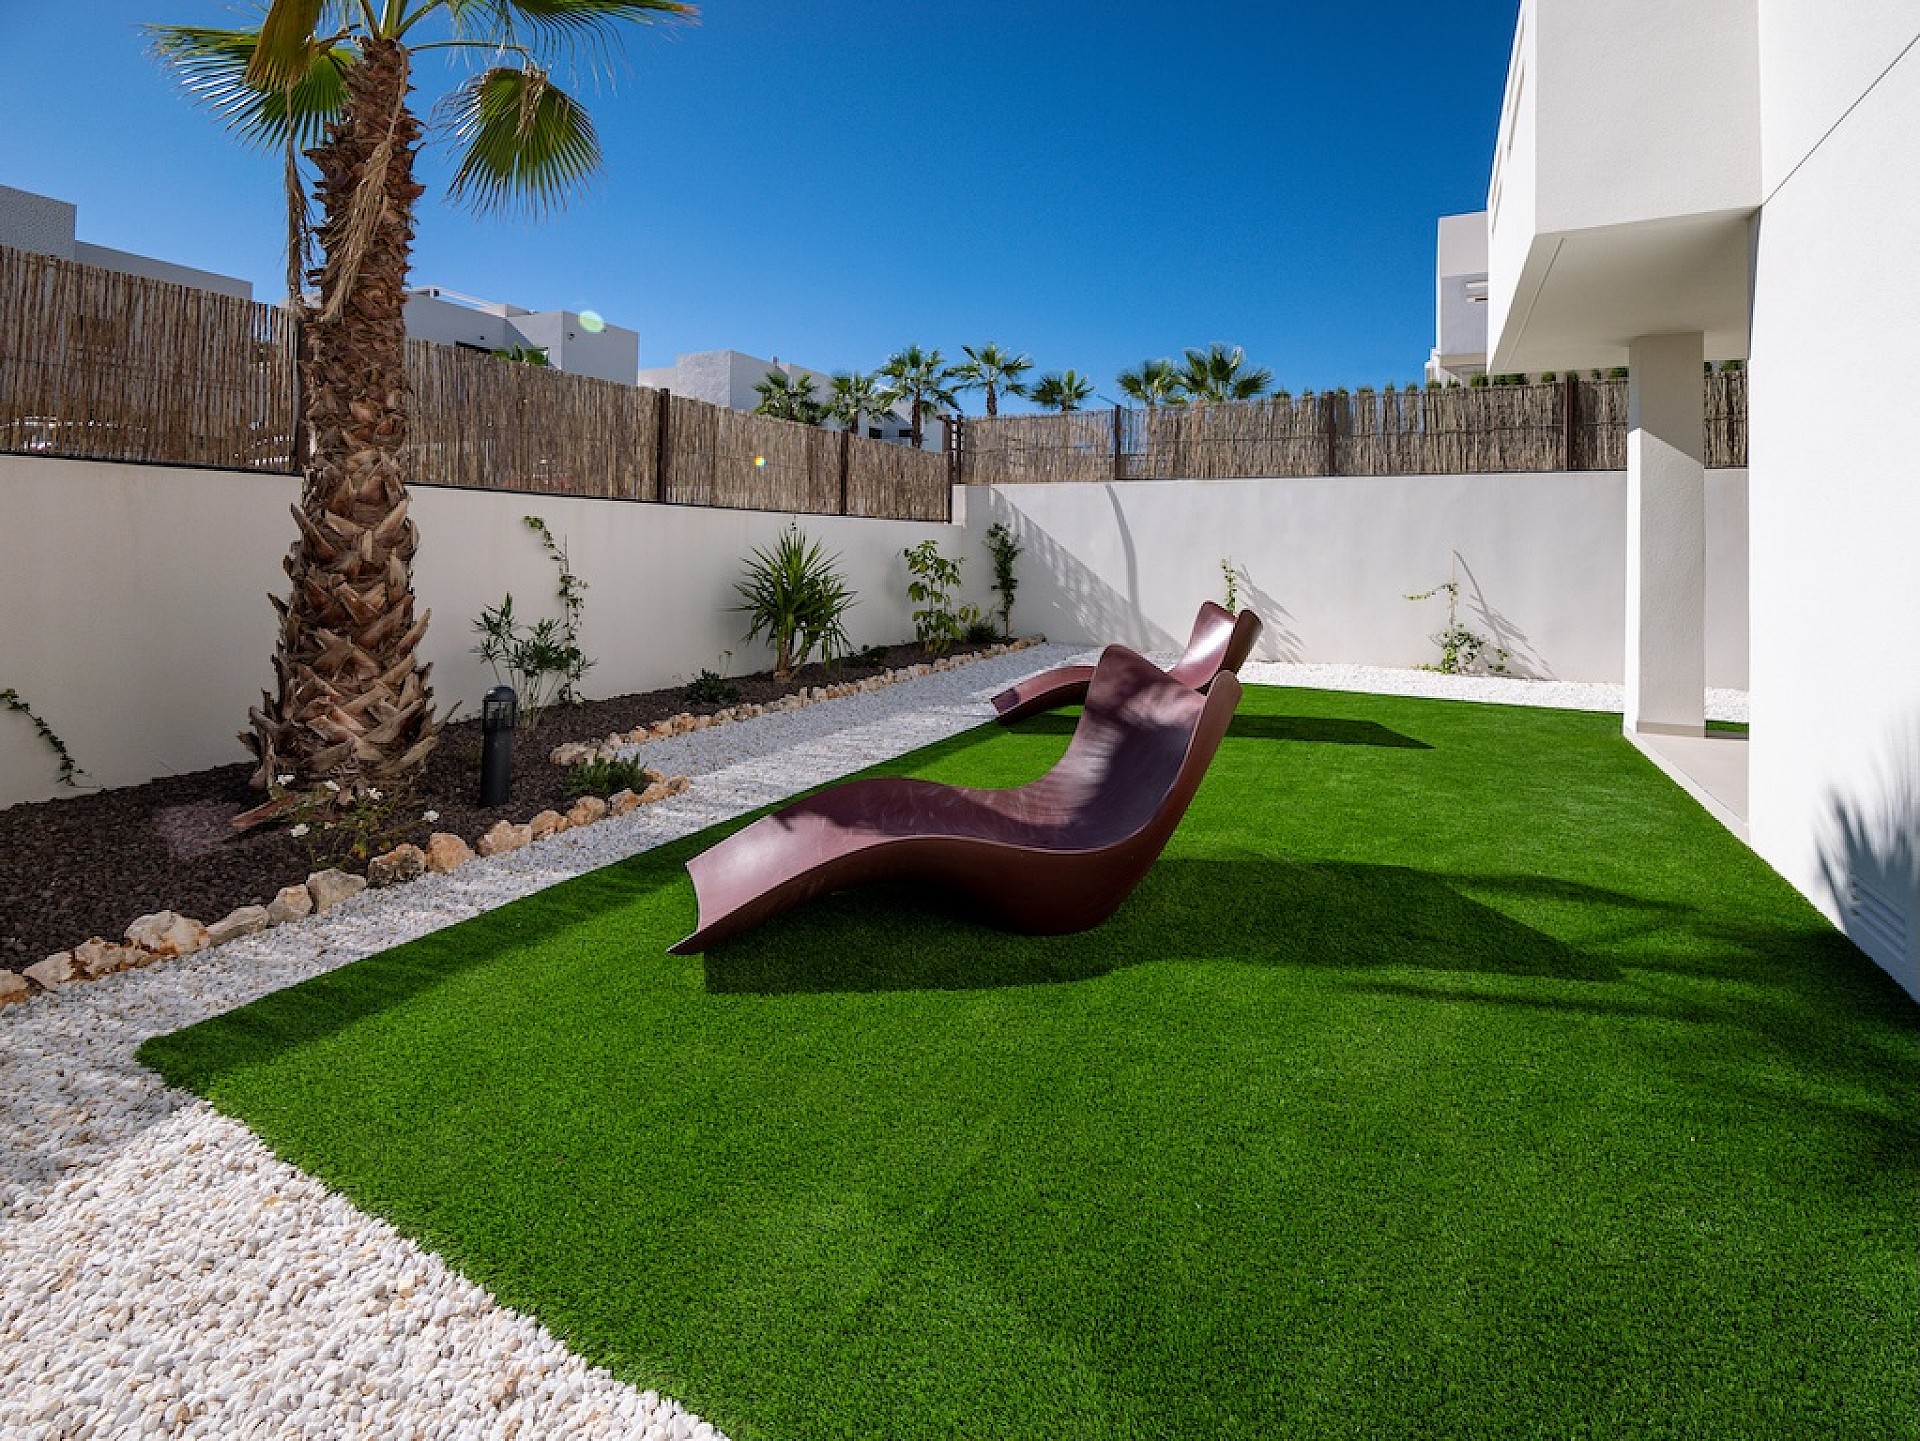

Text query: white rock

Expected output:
[206,906,272,947]
[124,910,210,958]
[25,951,76,991]
[0,970,29,1006]
[266,884,314,925]
[306,870,368,913]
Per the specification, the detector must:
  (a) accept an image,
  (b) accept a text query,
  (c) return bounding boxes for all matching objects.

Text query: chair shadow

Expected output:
[1011,712,1431,750]
[701,856,1617,995]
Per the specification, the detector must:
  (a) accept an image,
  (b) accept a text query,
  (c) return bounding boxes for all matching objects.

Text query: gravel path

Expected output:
[0,648,1745,1439]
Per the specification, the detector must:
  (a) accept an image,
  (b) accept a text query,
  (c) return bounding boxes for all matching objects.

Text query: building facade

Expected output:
[1484,0,1919,998]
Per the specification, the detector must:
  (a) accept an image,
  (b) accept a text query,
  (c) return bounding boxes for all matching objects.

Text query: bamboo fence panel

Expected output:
[1704,370,1747,468]
[846,436,950,521]
[0,245,296,470]
[962,412,1114,485]
[401,340,655,499]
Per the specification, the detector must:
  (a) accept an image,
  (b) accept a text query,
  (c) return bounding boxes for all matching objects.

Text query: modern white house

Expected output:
[402,286,639,384]
[1484,0,1919,998]
[637,348,920,445]
[1425,210,1489,384]
[0,183,253,299]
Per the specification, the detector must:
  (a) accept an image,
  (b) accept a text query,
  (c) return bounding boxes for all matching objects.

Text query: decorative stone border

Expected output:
[0,774,690,1013]
[548,639,1041,768]
[0,640,1044,1013]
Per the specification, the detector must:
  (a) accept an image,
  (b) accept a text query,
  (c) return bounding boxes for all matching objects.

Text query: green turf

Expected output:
[140,687,1919,1441]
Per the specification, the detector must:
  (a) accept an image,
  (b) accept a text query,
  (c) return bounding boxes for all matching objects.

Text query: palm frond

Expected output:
[444,65,601,215]
[247,0,325,88]
[149,25,351,149]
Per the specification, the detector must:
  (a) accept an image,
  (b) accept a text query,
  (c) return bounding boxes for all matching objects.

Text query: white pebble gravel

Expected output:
[0,643,1744,1438]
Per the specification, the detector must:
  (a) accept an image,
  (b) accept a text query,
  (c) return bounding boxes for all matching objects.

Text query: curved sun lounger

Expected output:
[989,601,1261,725]
[669,644,1243,954]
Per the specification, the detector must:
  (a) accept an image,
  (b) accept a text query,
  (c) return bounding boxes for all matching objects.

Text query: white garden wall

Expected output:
[0,455,961,808]
[962,470,1748,687]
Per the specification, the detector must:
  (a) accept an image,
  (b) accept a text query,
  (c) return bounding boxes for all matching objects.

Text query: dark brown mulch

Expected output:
[0,643,1004,966]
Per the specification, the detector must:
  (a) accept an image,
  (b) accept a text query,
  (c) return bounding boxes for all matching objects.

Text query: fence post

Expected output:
[1562,373,1578,470]
[1323,392,1340,476]
[1112,405,1125,482]
[838,425,851,515]
[289,313,308,475]
[652,387,671,503]
[947,414,962,490]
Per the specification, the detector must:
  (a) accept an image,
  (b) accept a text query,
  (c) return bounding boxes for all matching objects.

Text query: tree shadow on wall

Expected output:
[1453,550,1552,680]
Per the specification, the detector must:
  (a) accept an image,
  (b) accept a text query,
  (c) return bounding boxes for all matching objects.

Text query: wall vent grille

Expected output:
[1848,875,1912,963]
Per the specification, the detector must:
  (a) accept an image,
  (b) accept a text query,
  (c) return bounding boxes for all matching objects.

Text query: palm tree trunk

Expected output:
[243,35,440,801]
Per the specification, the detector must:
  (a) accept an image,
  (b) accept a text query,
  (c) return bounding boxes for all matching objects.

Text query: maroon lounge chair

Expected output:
[989,601,1261,725]
[669,644,1243,954]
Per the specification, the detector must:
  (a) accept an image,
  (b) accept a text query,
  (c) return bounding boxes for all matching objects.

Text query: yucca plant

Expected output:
[733,526,856,681]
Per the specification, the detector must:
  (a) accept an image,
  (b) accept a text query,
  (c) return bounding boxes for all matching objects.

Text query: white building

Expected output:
[1484,0,1919,998]
[636,348,919,444]
[0,183,252,298]
[402,286,638,384]
[1425,210,1489,384]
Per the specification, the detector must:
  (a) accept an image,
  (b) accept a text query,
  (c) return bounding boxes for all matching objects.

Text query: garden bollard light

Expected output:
[480,685,517,807]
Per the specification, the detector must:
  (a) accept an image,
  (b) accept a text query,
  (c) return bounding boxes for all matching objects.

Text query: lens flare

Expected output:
[754,455,767,468]
[578,310,606,334]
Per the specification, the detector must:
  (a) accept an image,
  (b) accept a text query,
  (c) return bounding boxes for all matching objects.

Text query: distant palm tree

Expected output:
[752,370,826,425]
[1178,343,1273,403]
[826,370,888,437]
[1030,370,1095,413]
[877,345,958,449]
[1117,358,1185,407]
[952,342,1033,417]
[149,0,694,803]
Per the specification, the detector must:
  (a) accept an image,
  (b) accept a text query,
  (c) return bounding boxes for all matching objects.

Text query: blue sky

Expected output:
[2,1,1519,405]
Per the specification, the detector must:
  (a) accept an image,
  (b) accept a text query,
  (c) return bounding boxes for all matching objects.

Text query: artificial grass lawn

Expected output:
[141,686,1919,1441]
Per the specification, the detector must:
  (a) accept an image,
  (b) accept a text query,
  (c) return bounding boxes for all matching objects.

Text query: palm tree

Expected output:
[876,345,958,449]
[150,0,694,807]
[951,342,1032,417]
[826,370,887,437]
[752,370,825,425]
[1116,358,1185,407]
[1030,370,1095,413]
[1178,343,1273,403]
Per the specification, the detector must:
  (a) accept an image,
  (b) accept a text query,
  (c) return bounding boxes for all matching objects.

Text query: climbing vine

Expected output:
[1,688,88,788]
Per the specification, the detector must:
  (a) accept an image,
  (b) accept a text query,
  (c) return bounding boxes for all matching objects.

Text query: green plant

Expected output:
[1406,574,1509,675]
[964,618,1000,646]
[983,522,1023,637]
[903,539,981,655]
[1220,556,1241,613]
[734,526,856,681]
[523,516,592,706]
[1,687,87,789]
[685,669,741,705]
[491,344,550,366]
[566,755,658,798]
[268,774,418,867]
[472,596,586,731]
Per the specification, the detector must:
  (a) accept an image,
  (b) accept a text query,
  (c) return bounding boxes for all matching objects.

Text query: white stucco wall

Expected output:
[963,471,1748,688]
[0,456,961,809]
[1748,2,1920,997]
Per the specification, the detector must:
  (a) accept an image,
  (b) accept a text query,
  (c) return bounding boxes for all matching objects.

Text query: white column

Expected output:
[1624,333,1707,736]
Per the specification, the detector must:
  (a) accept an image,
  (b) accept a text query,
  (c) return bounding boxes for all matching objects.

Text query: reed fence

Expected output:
[0,247,951,523]
[959,373,1746,483]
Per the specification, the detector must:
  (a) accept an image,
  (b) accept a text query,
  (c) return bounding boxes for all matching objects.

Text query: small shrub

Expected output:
[903,539,981,655]
[734,525,857,681]
[1406,576,1509,676]
[1220,556,1241,613]
[268,776,417,867]
[983,521,1022,638]
[685,669,740,705]
[567,755,657,798]
[964,618,1000,646]
[472,594,589,732]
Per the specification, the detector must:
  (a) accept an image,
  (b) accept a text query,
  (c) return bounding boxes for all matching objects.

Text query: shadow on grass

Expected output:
[701,857,1617,995]
[1012,711,1432,750]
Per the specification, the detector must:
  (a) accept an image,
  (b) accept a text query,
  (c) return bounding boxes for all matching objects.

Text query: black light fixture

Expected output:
[479,685,517,806]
